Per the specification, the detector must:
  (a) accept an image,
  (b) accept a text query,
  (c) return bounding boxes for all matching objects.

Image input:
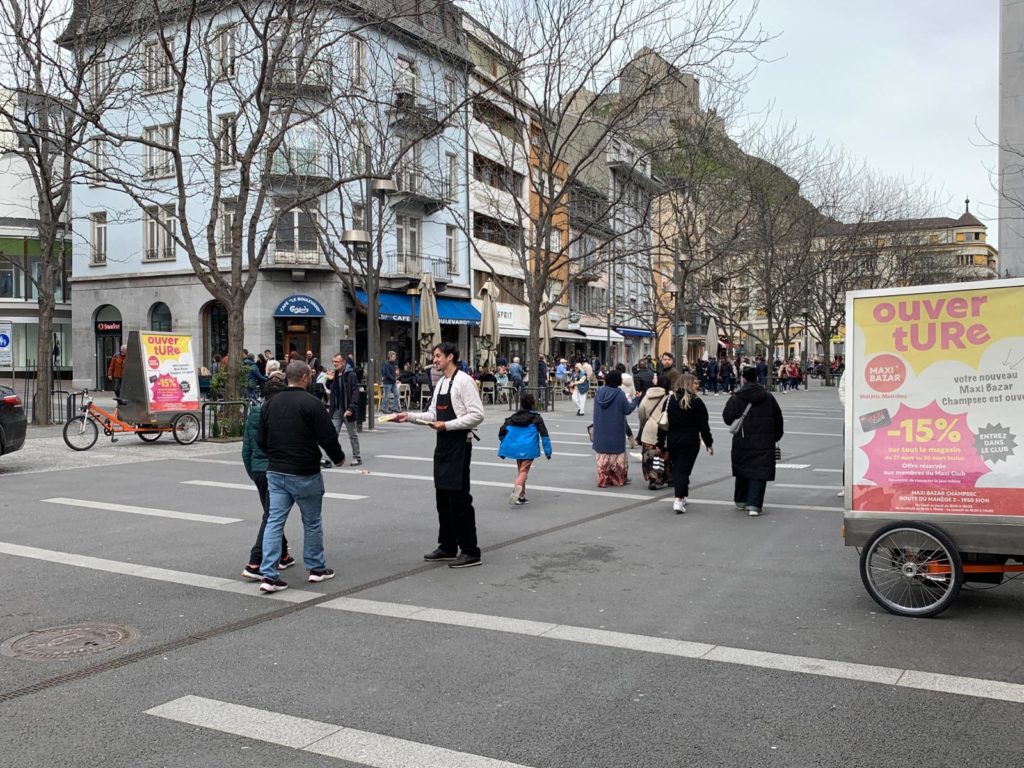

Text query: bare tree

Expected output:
[69,0,370,398]
[0,0,98,423]
[455,0,766,373]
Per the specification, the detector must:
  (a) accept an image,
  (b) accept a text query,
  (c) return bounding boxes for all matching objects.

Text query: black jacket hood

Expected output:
[734,383,769,404]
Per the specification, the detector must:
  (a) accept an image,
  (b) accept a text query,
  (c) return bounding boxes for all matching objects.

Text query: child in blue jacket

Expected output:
[497,393,552,506]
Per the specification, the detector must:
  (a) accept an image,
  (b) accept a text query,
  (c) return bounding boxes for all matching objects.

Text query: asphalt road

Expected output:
[1,383,1022,767]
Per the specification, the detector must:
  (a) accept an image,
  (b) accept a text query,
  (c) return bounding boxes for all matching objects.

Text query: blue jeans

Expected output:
[261,472,327,579]
[734,477,767,511]
[383,382,399,412]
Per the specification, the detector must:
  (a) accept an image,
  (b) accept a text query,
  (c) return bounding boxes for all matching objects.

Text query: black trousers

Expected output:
[669,440,700,498]
[435,489,479,557]
[248,471,289,564]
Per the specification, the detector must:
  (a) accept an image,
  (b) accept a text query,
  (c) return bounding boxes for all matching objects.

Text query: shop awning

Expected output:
[575,326,625,343]
[273,294,325,318]
[616,327,653,338]
[355,290,482,326]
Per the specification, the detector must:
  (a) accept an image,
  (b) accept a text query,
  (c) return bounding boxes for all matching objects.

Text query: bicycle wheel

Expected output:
[137,429,162,442]
[859,522,963,618]
[63,416,99,451]
[171,412,200,445]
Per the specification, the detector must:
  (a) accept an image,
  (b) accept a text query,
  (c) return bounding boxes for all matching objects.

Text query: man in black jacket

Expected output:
[633,359,655,395]
[255,361,345,592]
[327,353,362,466]
[722,366,784,517]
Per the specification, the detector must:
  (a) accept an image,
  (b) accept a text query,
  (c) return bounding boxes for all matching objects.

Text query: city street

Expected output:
[1,385,1022,767]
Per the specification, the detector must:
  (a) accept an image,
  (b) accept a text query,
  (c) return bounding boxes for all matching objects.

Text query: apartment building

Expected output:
[64,0,475,387]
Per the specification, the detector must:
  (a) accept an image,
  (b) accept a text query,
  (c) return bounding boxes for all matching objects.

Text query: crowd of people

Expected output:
[233,341,789,591]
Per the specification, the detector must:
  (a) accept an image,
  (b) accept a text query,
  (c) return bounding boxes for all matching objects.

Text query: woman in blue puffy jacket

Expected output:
[498,393,552,506]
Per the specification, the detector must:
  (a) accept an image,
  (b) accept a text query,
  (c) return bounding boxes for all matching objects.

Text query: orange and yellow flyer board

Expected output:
[847,279,1024,517]
[139,332,201,413]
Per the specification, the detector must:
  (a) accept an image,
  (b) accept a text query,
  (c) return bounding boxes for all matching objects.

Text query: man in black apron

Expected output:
[396,342,485,568]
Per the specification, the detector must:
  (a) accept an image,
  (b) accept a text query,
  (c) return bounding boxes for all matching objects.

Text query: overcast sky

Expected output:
[733,0,999,241]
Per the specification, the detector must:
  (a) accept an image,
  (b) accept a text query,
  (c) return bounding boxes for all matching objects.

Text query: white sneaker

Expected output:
[629,452,642,461]
[672,498,686,514]
[747,507,761,517]
[836,489,844,498]
[509,484,523,507]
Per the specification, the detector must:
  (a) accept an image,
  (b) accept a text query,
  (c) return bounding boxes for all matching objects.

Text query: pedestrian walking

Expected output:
[497,392,552,506]
[255,361,346,592]
[569,362,589,416]
[633,358,654,396]
[657,373,713,514]
[240,375,294,580]
[722,366,784,517]
[107,344,127,397]
[396,342,486,568]
[637,381,671,490]
[327,353,362,467]
[508,356,525,394]
[381,351,399,412]
[590,369,641,487]
[616,363,638,449]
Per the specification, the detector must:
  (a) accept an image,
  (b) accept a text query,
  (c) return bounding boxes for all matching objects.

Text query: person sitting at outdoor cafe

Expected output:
[495,366,509,390]
[477,367,497,385]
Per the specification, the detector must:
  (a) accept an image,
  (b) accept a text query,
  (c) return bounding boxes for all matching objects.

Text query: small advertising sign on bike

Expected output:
[139,333,200,413]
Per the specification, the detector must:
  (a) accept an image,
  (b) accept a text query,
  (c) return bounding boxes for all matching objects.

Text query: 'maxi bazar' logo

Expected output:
[865,354,906,393]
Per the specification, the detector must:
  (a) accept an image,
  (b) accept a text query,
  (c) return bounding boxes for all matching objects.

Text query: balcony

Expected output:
[268,147,332,190]
[570,256,602,283]
[389,89,445,135]
[393,165,455,214]
[382,251,451,290]
[142,247,175,262]
[270,62,331,99]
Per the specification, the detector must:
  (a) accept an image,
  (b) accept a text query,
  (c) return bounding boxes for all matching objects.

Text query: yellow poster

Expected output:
[139,333,201,413]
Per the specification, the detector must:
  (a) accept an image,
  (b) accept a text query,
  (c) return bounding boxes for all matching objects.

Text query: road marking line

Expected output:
[183,480,367,502]
[146,695,537,767]
[546,430,589,436]
[333,468,651,500]
[686,498,841,512]
[319,598,1024,704]
[775,463,811,469]
[813,468,843,473]
[710,427,841,438]
[42,498,242,525]
[180,458,244,466]
[0,541,317,603]
[377,455,518,470]
[773,483,842,490]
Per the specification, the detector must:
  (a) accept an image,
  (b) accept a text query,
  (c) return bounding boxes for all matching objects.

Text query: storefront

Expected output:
[93,306,122,390]
[273,294,325,362]
[356,290,481,365]
[615,327,654,366]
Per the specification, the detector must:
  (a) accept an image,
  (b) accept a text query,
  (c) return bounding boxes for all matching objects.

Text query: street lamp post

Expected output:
[341,227,372,427]
[800,306,810,390]
[673,249,689,365]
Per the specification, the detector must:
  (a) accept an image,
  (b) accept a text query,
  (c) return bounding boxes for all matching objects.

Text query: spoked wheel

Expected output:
[63,416,99,451]
[859,522,963,618]
[171,412,200,445]
[137,429,162,442]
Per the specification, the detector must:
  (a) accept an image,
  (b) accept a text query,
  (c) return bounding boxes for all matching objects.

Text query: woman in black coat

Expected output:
[722,366,784,516]
[657,373,713,514]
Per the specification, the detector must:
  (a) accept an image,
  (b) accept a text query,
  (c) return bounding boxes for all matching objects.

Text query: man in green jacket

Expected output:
[240,375,292,580]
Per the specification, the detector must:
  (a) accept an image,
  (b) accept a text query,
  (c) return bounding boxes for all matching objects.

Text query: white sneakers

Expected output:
[747,507,761,517]
[509,484,523,507]
[672,498,686,514]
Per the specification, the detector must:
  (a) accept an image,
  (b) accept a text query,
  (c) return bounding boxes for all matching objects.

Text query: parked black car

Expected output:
[0,385,27,456]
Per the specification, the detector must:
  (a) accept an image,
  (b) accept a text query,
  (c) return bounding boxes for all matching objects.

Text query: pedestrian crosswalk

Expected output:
[42,497,243,525]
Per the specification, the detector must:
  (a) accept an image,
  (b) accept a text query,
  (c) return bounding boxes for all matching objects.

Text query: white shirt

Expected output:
[407,369,485,431]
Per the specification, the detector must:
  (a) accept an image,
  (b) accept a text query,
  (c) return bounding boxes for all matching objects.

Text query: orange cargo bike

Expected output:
[63,390,200,451]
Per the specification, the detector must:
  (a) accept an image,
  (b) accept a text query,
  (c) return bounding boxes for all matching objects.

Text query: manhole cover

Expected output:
[1,623,140,661]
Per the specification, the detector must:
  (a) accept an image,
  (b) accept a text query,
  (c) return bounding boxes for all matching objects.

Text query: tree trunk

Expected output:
[227,303,245,401]
[32,231,57,425]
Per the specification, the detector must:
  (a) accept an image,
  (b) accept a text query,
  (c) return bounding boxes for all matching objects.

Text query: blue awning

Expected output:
[616,327,654,338]
[355,290,481,326]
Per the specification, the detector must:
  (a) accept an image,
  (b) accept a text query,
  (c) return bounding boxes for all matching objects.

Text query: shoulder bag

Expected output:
[727,401,753,436]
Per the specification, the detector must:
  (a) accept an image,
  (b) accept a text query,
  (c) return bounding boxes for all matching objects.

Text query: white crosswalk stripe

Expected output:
[146,695,537,767]
[42,497,242,525]
[183,480,367,501]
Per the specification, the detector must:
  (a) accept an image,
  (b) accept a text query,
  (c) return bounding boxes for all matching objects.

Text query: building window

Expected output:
[87,137,106,185]
[143,124,173,177]
[473,212,522,250]
[143,38,174,91]
[351,203,365,231]
[955,232,965,243]
[219,199,236,255]
[274,207,319,263]
[88,52,106,103]
[395,57,416,97]
[212,25,236,79]
[350,122,367,175]
[0,260,21,298]
[217,114,237,168]
[446,152,458,200]
[90,211,107,265]
[396,214,421,255]
[397,138,421,192]
[444,76,458,111]
[149,302,172,332]
[446,225,458,273]
[349,36,366,88]
[473,154,523,196]
[143,204,176,260]
[928,234,940,245]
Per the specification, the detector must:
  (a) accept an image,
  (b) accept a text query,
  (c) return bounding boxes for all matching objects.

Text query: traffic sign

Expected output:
[0,322,11,367]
